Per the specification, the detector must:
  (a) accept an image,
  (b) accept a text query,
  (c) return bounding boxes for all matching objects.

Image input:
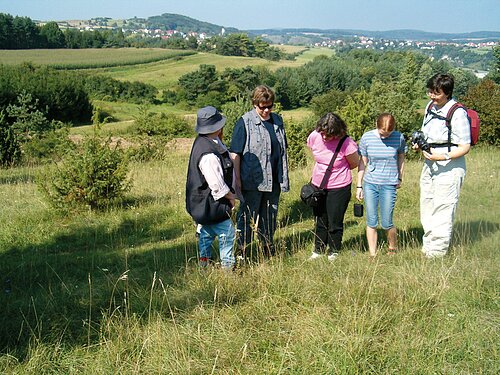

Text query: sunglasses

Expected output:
[257,104,273,110]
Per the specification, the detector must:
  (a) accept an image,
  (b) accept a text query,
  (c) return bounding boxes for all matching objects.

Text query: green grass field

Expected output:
[0,144,498,373]
[0,48,196,69]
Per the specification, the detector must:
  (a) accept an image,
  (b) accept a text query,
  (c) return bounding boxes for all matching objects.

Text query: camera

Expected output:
[411,131,431,153]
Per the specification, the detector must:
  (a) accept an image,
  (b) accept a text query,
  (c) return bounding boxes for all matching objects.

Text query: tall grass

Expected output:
[0,146,498,373]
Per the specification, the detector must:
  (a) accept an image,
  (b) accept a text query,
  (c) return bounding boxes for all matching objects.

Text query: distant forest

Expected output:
[0,13,298,62]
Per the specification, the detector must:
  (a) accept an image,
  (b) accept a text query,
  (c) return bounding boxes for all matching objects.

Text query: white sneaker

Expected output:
[327,252,339,262]
[308,252,322,260]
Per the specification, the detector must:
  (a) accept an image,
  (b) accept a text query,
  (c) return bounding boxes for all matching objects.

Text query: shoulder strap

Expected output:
[445,102,464,152]
[425,100,433,115]
[424,101,447,126]
[319,135,348,189]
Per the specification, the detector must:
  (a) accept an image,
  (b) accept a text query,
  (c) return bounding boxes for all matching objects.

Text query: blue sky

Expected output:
[1,0,499,33]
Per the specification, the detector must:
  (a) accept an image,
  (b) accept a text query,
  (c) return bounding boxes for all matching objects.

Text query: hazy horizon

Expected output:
[1,0,499,34]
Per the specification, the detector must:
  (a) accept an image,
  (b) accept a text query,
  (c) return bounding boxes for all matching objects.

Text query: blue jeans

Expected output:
[237,183,281,256]
[198,218,235,268]
[363,182,397,229]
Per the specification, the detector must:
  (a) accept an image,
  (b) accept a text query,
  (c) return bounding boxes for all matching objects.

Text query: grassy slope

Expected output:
[77,47,331,124]
[0,47,333,125]
[0,47,334,90]
[91,48,335,91]
[0,145,498,373]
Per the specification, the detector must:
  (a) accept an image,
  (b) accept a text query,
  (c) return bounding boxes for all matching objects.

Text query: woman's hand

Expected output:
[356,187,363,201]
[422,149,446,161]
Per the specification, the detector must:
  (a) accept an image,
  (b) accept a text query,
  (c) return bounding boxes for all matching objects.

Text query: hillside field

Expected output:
[0,47,333,91]
[0,46,334,125]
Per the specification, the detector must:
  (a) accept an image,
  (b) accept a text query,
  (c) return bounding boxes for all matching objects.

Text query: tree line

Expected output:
[0,13,295,61]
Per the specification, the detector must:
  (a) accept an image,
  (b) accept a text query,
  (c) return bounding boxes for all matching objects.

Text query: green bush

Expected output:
[38,126,131,210]
[0,111,21,167]
[286,115,316,170]
[1,91,66,167]
[310,88,349,118]
[463,79,500,146]
[22,127,71,164]
[221,96,252,143]
[127,137,169,162]
[83,75,158,104]
[0,64,93,124]
[134,106,193,138]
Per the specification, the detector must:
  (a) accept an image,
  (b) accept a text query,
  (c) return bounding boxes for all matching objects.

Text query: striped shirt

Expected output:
[358,129,406,185]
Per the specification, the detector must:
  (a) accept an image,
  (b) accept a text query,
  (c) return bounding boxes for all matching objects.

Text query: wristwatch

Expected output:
[443,153,451,161]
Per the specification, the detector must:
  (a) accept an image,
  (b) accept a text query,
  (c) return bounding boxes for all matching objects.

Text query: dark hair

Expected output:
[376,113,395,131]
[252,85,275,105]
[427,73,454,99]
[315,112,347,138]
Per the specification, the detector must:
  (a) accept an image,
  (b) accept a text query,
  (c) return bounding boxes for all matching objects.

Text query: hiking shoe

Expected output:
[308,251,322,260]
[199,257,209,267]
[327,252,339,262]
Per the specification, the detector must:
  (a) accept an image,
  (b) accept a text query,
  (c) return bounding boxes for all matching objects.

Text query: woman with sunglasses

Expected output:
[230,85,289,260]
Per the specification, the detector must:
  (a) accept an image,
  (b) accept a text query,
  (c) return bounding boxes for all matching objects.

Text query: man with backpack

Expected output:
[413,73,472,259]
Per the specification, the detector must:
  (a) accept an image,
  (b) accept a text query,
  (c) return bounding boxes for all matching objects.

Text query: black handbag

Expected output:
[300,183,325,207]
[300,135,348,208]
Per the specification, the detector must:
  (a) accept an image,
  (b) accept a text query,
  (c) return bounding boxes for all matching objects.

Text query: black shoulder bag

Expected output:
[300,135,348,207]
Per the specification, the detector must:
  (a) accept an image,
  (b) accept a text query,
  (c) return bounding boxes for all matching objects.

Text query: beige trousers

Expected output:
[420,158,466,257]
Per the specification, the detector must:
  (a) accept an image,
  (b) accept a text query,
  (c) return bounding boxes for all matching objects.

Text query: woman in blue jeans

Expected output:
[356,113,406,258]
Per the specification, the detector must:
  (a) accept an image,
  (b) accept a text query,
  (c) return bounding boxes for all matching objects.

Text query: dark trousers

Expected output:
[236,184,281,256]
[313,184,351,254]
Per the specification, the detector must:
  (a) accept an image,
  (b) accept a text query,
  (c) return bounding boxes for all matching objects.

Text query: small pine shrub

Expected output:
[134,106,193,138]
[286,116,316,169]
[22,126,71,164]
[0,111,21,167]
[127,137,169,162]
[221,96,252,143]
[39,126,131,210]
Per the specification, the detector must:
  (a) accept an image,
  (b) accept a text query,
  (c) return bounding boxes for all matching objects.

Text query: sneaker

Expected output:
[308,251,322,260]
[327,252,339,262]
[199,257,209,267]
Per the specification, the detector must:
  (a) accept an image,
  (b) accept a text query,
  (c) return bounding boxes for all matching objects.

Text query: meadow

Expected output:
[0,142,498,373]
[0,46,498,373]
